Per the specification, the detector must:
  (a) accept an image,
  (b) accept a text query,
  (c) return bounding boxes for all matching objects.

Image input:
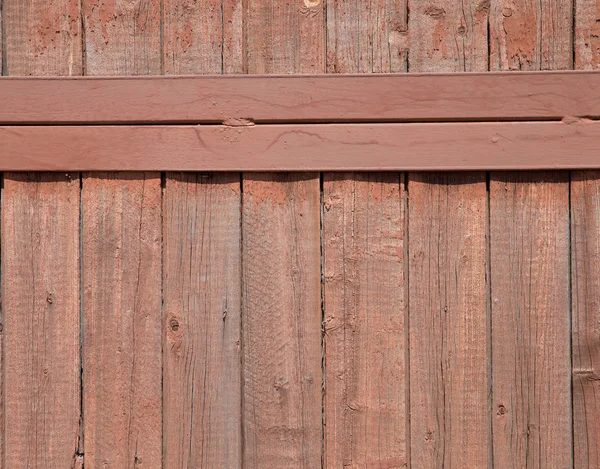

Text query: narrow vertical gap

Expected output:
[239,172,245,469]
[486,171,493,469]
[160,171,166,469]
[80,0,86,76]
[319,171,325,469]
[486,4,491,72]
[1,0,6,75]
[403,171,411,469]
[568,170,575,467]
[571,0,576,70]
[220,0,225,75]
[241,0,248,74]
[78,173,85,461]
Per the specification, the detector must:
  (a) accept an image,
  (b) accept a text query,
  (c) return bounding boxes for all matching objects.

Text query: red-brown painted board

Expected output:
[2,1,82,467]
[243,2,324,467]
[82,173,162,469]
[575,0,600,69]
[82,0,161,75]
[490,0,573,70]
[2,71,600,123]
[326,0,408,73]
[323,174,407,469]
[2,174,81,469]
[242,175,322,469]
[163,175,242,469]
[408,173,488,469]
[490,173,571,469]
[2,120,600,171]
[571,171,600,469]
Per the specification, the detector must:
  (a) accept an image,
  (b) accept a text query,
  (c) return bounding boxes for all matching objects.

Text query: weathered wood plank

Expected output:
[490,172,571,469]
[408,173,488,469]
[242,175,322,469]
[326,0,408,73]
[575,0,600,69]
[82,0,161,75]
[82,173,162,469]
[2,173,81,469]
[490,0,573,70]
[2,1,82,467]
[3,120,600,171]
[323,173,407,469]
[409,0,488,72]
[4,71,600,124]
[163,174,242,468]
[571,171,600,469]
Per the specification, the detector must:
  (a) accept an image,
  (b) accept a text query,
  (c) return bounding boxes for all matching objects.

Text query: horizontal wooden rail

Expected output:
[1,71,600,124]
[1,120,599,171]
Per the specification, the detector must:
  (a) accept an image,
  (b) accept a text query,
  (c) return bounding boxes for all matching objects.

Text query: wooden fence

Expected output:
[0,1,598,469]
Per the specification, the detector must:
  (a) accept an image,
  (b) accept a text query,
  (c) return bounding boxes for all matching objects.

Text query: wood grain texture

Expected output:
[571,171,600,469]
[2,173,81,469]
[163,174,242,468]
[242,175,322,469]
[490,0,573,70]
[326,0,407,73]
[82,0,161,75]
[408,173,488,469]
[490,172,571,469]
[323,174,407,469]
[408,0,488,72]
[5,120,600,171]
[6,71,600,124]
[83,173,162,469]
[163,0,242,75]
[2,1,83,467]
[245,0,325,74]
[575,0,600,69]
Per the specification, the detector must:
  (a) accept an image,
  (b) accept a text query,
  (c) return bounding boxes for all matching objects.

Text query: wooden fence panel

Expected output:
[407,2,489,469]
[242,2,324,468]
[162,2,243,468]
[81,3,163,468]
[2,1,82,468]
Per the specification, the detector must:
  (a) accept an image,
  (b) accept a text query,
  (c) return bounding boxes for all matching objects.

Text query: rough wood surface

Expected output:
[5,71,600,124]
[4,120,600,171]
[490,0,573,70]
[575,0,600,69]
[2,2,82,467]
[163,173,242,468]
[408,0,488,72]
[408,173,488,469]
[82,0,161,75]
[2,173,81,469]
[326,0,408,73]
[490,172,571,469]
[323,173,407,469]
[83,173,162,469]
[242,175,322,469]
[571,171,600,469]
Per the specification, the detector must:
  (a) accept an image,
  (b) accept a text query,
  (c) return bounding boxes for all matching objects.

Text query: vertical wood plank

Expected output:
[490,0,573,70]
[408,0,488,72]
[163,175,242,469]
[82,174,162,469]
[243,2,324,468]
[326,0,408,73]
[82,4,163,468]
[571,172,600,469]
[575,0,600,69]
[323,174,407,469]
[407,1,489,468]
[573,6,600,468]
[3,2,82,468]
[162,2,243,468]
[242,175,322,469]
[408,174,488,469]
[82,0,162,75]
[2,174,81,469]
[490,173,571,469]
